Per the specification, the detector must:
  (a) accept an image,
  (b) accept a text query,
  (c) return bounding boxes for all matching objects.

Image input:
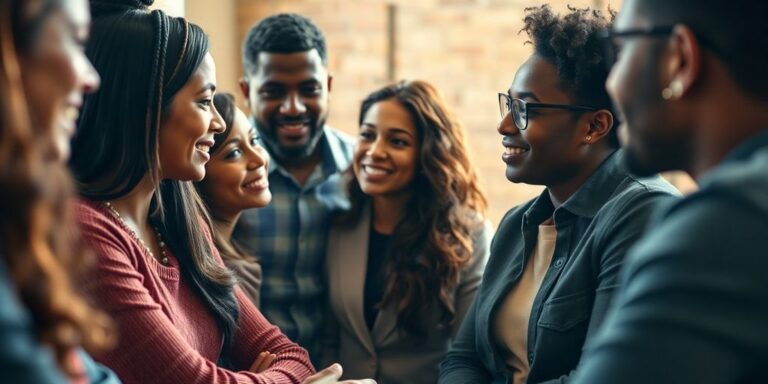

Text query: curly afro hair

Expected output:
[521,5,618,147]
[242,13,327,75]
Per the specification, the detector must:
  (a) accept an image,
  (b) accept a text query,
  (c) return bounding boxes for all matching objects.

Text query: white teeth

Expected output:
[64,107,79,120]
[196,144,210,153]
[364,165,389,175]
[505,147,528,156]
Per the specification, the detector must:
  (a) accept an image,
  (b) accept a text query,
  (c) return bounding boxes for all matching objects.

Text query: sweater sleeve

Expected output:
[77,203,312,384]
[230,287,315,381]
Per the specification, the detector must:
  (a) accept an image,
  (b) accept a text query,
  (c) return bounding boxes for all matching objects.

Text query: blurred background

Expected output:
[152,0,694,226]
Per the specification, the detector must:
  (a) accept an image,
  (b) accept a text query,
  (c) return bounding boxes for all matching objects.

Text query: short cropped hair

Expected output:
[636,0,768,101]
[242,13,327,75]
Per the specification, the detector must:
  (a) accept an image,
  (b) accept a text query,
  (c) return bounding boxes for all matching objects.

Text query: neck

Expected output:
[371,192,411,235]
[108,176,155,228]
[280,145,323,187]
[547,147,612,209]
[688,99,768,180]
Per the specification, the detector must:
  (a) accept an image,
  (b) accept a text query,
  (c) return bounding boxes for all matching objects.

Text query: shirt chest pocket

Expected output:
[536,291,591,332]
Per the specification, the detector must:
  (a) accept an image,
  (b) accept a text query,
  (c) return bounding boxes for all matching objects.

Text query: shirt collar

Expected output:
[525,149,626,222]
[721,129,768,165]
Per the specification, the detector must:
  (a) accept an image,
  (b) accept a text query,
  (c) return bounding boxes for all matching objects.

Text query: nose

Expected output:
[497,110,519,136]
[246,143,269,170]
[210,101,226,134]
[365,137,387,159]
[279,93,307,116]
[80,55,100,94]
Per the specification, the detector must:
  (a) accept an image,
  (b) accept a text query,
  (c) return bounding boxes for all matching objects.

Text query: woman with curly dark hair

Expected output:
[439,5,679,383]
[0,0,117,382]
[321,80,492,384]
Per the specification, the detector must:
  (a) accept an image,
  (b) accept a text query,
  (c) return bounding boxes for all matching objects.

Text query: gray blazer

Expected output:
[321,207,492,384]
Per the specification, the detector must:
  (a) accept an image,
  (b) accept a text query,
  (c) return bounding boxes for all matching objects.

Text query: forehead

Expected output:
[615,0,650,30]
[60,0,90,27]
[251,49,327,82]
[231,108,253,137]
[363,99,416,133]
[193,53,217,83]
[510,55,563,97]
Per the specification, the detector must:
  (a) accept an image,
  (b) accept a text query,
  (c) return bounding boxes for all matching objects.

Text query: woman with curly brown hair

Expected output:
[320,80,492,384]
[0,0,117,382]
[439,5,679,384]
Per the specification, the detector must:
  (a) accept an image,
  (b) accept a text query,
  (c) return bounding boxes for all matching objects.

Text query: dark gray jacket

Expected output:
[439,150,679,383]
[573,131,768,384]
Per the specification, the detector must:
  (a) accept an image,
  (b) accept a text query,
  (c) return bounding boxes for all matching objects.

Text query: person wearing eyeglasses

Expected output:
[438,5,679,384]
[569,1,768,383]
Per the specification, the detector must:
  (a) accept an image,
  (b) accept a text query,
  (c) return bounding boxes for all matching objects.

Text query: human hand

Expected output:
[302,363,376,384]
[249,351,276,373]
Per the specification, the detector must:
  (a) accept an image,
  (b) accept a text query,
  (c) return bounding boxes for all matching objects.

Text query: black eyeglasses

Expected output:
[498,93,599,131]
[600,27,674,69]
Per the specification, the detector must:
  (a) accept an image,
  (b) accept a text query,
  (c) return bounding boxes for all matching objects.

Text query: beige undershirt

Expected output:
[494,223,557,384]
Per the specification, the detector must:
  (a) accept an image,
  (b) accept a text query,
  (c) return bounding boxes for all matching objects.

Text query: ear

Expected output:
[584,109,614,144]
[664,24,702,99]
[239,77,250,100]
[327,73,334,93]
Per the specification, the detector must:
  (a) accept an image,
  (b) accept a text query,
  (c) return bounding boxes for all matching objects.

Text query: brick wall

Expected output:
[233,0,693,225]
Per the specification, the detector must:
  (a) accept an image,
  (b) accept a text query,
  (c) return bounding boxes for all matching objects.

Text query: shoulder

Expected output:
[73,199,139,265]
[326,126,356,149]
[596,172,681,224]
[74,199,126,242]
[698,147,768,213]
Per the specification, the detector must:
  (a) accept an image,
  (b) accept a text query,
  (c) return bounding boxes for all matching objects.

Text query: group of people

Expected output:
[1,0,767,383]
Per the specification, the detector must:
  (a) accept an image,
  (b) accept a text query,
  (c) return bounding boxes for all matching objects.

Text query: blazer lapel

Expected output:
[333,206,377,356]
[371,302,398,346]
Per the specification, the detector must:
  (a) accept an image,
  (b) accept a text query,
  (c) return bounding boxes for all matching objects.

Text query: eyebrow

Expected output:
[511,91,540,102]
[198,83,216,94]
[361,123,415,138]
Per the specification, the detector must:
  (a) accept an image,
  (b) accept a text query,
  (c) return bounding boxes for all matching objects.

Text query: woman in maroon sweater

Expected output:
[68,1,319,383]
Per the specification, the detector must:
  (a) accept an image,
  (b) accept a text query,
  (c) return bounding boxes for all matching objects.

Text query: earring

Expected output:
[586,135,592,142]
[662,80,684,100]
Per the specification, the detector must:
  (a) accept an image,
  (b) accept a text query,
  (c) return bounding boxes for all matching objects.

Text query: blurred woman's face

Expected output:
[19,0,100,162]
[200,107,271,218]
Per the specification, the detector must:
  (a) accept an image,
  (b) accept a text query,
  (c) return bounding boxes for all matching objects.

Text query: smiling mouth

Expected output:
[195,143,211,153]
[243,178,268,190]
[363,165,392,175]
[504,147,529,156]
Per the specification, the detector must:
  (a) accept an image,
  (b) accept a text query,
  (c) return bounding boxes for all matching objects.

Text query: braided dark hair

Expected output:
[521,5,618,147]
[71,0,240,360]
[242,13,327,75]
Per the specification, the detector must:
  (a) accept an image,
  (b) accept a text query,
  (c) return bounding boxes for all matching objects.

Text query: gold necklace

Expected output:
[103,201,169,265]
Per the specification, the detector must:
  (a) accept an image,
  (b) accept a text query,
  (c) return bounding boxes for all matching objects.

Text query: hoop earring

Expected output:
[662,80,684,100]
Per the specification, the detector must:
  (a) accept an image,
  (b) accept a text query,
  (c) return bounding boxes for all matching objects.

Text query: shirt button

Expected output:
[528,352,534,362]
[554,258,564,268]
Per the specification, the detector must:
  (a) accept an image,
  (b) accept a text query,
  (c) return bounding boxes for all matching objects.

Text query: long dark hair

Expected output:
[69,0,240,357]
[338,80,487,337]
[0,0,113,376]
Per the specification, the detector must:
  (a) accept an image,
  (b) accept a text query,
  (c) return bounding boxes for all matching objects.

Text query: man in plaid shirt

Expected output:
[235,13,354,362]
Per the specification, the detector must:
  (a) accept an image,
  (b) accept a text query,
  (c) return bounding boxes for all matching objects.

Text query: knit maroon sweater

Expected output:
[75,200,314,383]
